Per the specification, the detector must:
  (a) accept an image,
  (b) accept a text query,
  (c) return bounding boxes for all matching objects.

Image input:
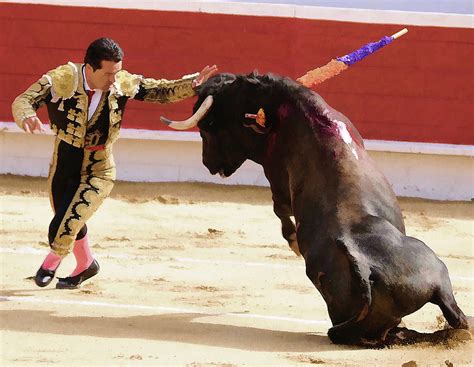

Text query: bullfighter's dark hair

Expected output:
[84,38,123,71]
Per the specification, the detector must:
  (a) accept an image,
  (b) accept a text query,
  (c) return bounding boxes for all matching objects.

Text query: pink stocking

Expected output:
[70,234,94,277]
[41,251,61,271]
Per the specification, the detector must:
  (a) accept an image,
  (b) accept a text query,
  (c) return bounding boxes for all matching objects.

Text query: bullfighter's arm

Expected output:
[114,65,217,104]
[11,75,52,130]
[113,69,198,104]
[134,73,199,103]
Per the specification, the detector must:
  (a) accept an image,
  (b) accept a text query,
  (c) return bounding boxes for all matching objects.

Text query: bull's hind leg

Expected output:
[384,274,471,345]
[431,282,468,330]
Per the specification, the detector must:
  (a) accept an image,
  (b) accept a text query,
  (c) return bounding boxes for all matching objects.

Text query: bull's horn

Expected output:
[160,95,214,130]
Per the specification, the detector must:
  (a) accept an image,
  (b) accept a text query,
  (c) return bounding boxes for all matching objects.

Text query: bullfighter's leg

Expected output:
[35,140,86,287]
[48,143,115,258]
[43,143,115,289]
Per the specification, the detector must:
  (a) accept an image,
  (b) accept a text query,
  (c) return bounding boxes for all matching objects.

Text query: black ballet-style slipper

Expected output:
[55,259,100,289]
[34,267,57,287]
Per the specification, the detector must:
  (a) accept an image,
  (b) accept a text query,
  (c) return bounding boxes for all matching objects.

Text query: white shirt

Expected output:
[82,66,103,121]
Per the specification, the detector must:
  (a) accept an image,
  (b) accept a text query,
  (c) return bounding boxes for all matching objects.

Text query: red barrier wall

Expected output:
[1,3,473,144]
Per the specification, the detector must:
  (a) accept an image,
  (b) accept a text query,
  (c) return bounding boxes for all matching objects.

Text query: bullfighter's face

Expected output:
[86,60,122,91]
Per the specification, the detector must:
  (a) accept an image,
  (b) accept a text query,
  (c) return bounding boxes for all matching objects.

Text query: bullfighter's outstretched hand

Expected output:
[22,116,45,134]
[192,65,218,89]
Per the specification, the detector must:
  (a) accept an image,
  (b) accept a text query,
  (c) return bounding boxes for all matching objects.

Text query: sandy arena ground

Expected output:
[0,174,473,366]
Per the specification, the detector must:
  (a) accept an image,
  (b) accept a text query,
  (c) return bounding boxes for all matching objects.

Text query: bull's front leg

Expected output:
[265,165,300,256]
[273,196,300,256]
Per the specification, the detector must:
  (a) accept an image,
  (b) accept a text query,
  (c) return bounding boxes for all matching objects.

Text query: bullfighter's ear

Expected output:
[243,108,270,134]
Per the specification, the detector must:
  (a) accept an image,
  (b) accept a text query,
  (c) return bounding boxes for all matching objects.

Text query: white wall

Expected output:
[1,124,472,201]
[367,150,473,201]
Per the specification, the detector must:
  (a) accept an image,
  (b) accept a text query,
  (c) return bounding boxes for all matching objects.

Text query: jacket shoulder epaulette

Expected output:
[46,62,79,100]
[114,70,141,98]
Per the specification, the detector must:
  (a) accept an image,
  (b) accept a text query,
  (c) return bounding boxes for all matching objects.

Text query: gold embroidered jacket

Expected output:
[12,62,198,148]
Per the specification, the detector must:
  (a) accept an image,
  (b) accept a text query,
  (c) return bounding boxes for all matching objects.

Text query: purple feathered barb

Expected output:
[337,36,393,66]
[297,29,408,88]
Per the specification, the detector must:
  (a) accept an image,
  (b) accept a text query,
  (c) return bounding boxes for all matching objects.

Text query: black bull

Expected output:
[169,73,470,345]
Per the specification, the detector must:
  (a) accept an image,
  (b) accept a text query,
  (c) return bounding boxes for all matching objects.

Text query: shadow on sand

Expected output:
[0,307,339,353]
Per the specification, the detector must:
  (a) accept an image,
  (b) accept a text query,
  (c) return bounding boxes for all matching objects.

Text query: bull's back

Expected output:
[301,95,406,234]
[335,143,405,234]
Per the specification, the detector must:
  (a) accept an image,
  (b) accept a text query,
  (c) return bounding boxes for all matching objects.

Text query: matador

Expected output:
[12,38,217,289]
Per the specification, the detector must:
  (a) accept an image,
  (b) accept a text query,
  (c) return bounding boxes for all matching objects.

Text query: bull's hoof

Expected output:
[441,328,471,342]
[358,338,386,349]
[386,327,472,345]
[385,327,420,345]
[289,240,301,257]
[467,316,474,332]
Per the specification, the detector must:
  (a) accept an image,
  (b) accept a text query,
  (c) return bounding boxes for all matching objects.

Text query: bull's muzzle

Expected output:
[160,95,214,130]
